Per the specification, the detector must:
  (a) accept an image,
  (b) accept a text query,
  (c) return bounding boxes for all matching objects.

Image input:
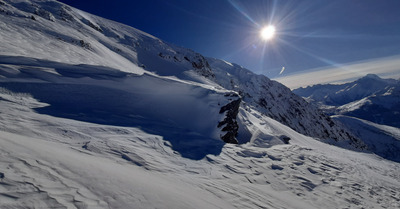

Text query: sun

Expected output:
[260,25,276,41]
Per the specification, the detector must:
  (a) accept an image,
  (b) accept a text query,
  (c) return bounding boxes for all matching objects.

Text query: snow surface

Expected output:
[1,0,400,208]
[1,87,400,208]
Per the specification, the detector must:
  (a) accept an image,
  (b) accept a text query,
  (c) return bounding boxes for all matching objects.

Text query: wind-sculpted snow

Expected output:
[0,89,399,208]
[0,58,241,159]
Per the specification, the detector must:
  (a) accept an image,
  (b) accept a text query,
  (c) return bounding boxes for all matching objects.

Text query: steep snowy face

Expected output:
[0,0,215,83]
[0,0,143,73]
[207,58,365,148]
[294,74,400,128]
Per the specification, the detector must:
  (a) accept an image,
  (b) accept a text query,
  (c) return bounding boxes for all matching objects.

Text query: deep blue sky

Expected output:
[58,0,400,78]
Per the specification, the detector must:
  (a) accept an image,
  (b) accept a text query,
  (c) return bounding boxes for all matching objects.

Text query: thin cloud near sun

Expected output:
[274,55,400,89]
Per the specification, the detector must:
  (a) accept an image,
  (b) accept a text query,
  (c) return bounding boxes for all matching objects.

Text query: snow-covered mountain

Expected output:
[0,0,363,148]
[1,1,399,208]
[294,74,400,128]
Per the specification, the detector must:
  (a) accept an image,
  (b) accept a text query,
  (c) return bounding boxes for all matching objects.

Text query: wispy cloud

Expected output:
[279,66,285,75]
[273,55,400,89]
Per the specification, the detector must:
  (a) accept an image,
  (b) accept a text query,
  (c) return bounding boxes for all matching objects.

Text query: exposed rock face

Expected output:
[157,51,215,80]
[59,5,74,22]
[189,53,215,79]
[34,7,55,21]
[218,94,241,144]
[84,19,103,33]
[78,40,91,49]
[280,135,291,144]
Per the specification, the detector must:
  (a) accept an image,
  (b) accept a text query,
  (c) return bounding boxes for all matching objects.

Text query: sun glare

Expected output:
[260,25,276,41]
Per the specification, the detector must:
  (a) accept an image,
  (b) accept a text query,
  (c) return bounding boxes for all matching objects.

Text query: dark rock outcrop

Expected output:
[85,19,103,32]
[34,7,55,22]
[218,96,241,144]
[59,5,74,22]
[157,51,215,79]
[189,53,215,79]
[280,135,291,144]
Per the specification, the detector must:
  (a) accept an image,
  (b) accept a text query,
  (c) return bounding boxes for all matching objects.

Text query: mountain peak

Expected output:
[355,73,397,87]
[362,74,381,80]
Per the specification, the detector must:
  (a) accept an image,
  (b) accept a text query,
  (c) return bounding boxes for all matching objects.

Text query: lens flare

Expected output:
[260,25,276,40]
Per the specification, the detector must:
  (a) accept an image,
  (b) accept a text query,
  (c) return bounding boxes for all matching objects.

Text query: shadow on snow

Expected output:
[0,56,224,160]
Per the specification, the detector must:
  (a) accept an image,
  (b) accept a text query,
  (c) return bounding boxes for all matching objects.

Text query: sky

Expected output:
[58,0,400,86]
[274,55,400,89]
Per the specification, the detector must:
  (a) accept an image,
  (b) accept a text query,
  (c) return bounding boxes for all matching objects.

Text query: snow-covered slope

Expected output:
[0,59,242,159]
[334,115,400,162]
[208,58,363,148]
[294,74,400,128]
[1,0,399,208]
[0,0,143,73]
[1,86,400,209]
[337,85,400,128]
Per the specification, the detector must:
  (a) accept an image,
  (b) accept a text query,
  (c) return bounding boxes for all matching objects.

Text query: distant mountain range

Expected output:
[294,74,400,128]
[294,74,400,162]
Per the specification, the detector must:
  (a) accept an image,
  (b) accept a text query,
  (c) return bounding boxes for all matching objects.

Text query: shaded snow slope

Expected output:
[294,74,400,128]
[0,59,239,159]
